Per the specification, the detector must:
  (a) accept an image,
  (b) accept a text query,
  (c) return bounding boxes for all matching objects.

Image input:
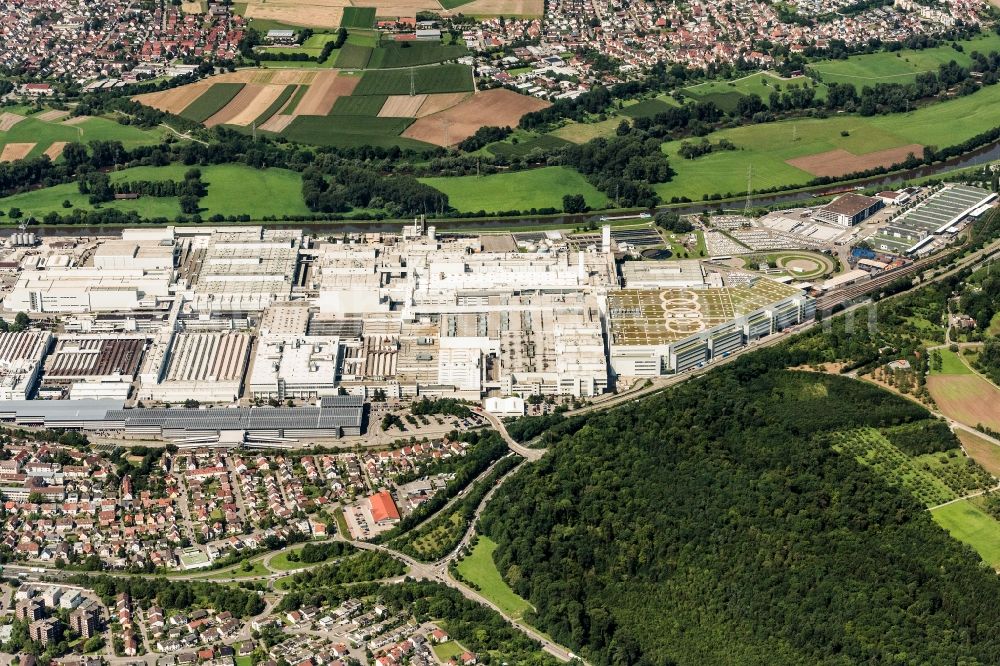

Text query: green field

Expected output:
[207,560,269,579]
[683,72,826,112]
[0,163,311,220]
[420,166,610,213]
[932,498,1000,568]
[341,7,376,29]
[269,547,311,571]
[931,348,974,375]
[811,33,1000,85]
[353,63,474,95]
[280,115,424,148]
[431,641,466,661]
[368,43,469,69]
[456,536,532,619]
[282,85,310,114]
[334,44,373,69]
[439,0,476,8]
[548,117,622,143]
[486,133,572,158]
[0,114,164,160]
[250,84,296,126]
[329,94,387,116]
[179,83,245,122]
[653,82,1000,201]
[618,98,678,119]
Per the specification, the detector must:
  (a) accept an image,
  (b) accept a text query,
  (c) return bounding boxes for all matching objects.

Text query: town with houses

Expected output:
[0,0,993,98]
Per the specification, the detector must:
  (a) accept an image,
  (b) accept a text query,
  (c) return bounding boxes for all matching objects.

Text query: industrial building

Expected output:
[249,335,341,400]
[608,278,815,375]
[0,396,363,443]
[814,193,884,227]
[0,220,826,424]
[5,267,173,313]
[138,331,252,404]
[0,330,52,400]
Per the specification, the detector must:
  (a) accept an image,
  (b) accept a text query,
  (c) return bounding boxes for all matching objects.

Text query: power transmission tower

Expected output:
[743,164,753,217]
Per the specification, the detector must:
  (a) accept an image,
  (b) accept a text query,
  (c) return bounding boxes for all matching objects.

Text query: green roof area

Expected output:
[608,279,802,345]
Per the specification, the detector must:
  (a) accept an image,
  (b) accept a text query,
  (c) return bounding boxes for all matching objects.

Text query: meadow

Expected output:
[279,115,429,148]
[931,498,1000,568]
[618,97,680,119]
[810,33,1000,86]
[0,114,164,159]
[486,133,572,157]
[683,72,827,111]
[419,166,609,213]
[0,164,312,220]
[652,82,1000,201]
[455,536,532,620]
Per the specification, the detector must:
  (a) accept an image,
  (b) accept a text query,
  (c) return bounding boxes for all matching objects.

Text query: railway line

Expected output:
[816,236,1000,312]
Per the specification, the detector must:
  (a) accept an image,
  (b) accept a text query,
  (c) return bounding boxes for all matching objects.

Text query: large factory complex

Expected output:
[0,221,817,441]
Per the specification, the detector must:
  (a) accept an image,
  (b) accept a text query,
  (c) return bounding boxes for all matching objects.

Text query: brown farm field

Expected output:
[446,0,542,15]
[0,113,24,131]
[927,374,1000,431]
[786,144,923,177]
[0,143,36,162]
[958,430,1000,477]
[242,0,351,28]
[44,142,68,161]
[204,84,288,127]
[34,110,69,122]
[415,92,471,117]
[403,88,549,146]
[134,82,213,115]
[378,94,426,118]
[295,71,360,116]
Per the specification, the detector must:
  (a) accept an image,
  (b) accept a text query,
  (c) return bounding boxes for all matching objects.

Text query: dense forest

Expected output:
[479,367,1000,665]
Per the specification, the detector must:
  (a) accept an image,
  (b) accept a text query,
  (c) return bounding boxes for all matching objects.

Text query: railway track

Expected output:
[816,238,1000,312]
[815,252,953,311]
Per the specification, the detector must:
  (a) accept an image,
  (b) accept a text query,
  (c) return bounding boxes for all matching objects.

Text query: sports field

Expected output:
[456,536,532,619]
[931,498,1000,568]
[811,33,1000,86]
[0,164,311,220]
[419,166,609,213]
[653,82,1000,201]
